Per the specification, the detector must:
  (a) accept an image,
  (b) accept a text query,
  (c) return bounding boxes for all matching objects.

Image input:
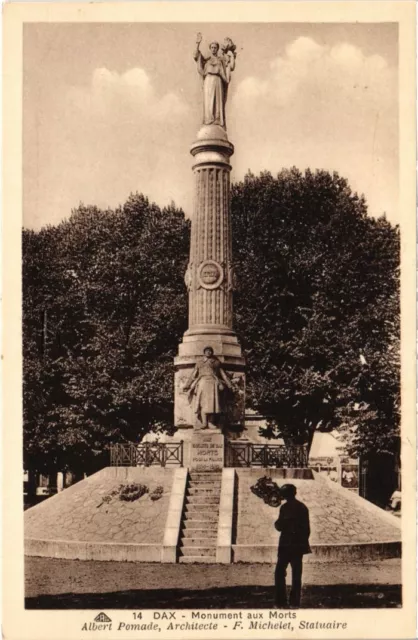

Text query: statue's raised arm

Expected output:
[193,34,237,129]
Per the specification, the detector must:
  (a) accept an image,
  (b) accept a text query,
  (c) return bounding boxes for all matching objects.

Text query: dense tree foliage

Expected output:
[23,169,400,474]
[231,168,400,458]
[23,195,189,474]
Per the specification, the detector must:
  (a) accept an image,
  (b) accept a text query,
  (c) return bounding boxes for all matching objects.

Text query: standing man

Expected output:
[274,484,311,608]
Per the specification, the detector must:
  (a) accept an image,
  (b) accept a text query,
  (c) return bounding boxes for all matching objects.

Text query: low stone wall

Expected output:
[162,468,188,563]
[232,541,401,563]
[216,468,236,563]
[24,539,162,562]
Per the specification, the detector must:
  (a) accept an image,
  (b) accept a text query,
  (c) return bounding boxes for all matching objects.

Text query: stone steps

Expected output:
[180,545,217,557]
[185,495,220,505]
[178,471,222,563]
[187,486,221,495]
[181,536,217,546]
[189,473,222,482]
[182,518,218,528]
[179,555,217,564]
[183,506,220,516]
[181,525,217,536]
[182,511,218,523]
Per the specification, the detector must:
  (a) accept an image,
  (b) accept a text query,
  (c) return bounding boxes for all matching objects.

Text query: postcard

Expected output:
[3,2,416,639]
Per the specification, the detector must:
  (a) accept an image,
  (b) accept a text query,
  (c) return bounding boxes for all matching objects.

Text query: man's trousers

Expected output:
[274,550,303,607]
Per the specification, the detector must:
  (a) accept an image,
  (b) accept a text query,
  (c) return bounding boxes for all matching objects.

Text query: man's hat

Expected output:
[280,484,297,498]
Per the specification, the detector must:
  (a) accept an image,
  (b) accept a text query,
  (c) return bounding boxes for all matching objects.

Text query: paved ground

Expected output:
[25,557,401,609]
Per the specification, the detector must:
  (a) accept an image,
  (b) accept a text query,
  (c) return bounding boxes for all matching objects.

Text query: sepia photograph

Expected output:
[2,2,416,640]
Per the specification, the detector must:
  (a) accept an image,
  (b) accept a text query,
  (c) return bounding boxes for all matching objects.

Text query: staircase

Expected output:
[179,471,222,563]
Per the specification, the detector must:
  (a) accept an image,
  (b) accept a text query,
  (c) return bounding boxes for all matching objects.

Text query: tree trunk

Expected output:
[26,468,39,498]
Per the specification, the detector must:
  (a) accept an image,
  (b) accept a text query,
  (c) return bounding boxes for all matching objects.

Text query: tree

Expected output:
[231,168,400,458]
[23,195,190,474]
[23,169,400,473]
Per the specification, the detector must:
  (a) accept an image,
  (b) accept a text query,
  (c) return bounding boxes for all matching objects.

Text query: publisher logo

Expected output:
[82,612,112,631]
[95,613,112,623]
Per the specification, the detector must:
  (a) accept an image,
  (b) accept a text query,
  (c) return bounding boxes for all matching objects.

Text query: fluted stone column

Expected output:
[174,124,246,430]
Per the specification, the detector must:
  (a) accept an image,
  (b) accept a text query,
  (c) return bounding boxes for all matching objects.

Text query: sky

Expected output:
[23,22,398,229]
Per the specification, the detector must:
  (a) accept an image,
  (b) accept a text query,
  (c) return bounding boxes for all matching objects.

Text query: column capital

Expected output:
[190,124,234,167]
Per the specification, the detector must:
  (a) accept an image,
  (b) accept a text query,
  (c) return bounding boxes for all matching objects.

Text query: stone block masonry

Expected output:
[25,467,175,561]
[24,466,401,563]
[232,469,401,562]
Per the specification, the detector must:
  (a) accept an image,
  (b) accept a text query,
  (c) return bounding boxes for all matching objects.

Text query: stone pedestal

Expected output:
[190,431,225,471]
[174,124,245,430]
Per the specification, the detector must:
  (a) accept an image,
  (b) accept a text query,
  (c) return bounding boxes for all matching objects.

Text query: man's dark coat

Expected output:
[274,498,311,555]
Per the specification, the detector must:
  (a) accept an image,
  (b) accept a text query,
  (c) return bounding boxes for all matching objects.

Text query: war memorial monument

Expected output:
[174,33,246,471]
[24,34,401,566]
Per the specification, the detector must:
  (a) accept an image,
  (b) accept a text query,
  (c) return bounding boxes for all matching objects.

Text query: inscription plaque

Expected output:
[190,431,224,470]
